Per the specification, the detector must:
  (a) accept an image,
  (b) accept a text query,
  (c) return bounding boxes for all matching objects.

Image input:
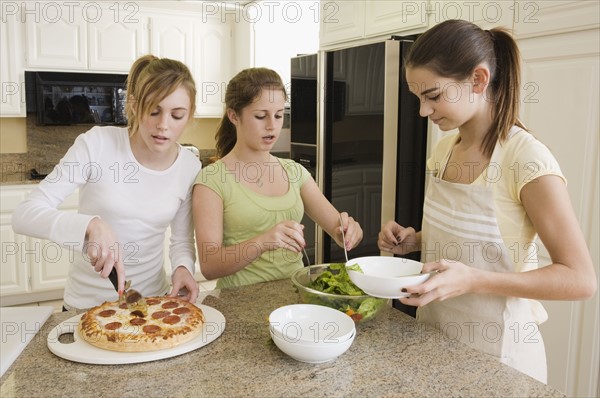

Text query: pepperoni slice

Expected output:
[99,310,116,317]
[119,303,128,309]
[105,322,122,330]
[130,318,147,326]
[151,310,170,319]
[130,310,145,318]
[161,301,179,309]
[143,325,161,334]
[162,315,181,325]
[173,307,191,315]
[145,298,161,306]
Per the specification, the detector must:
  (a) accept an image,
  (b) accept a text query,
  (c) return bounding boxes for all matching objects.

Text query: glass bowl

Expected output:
[290,264,388,323]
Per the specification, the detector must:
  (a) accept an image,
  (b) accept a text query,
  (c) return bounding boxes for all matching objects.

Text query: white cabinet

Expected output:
[426,1,514,30]
[320,0,427,47]
[88,8,148,71]
[320,1,365,46]
[365,1,428,37]
[146,12,233,117]
[513,0,599,37]
[24,2,147,72]
[0,12,24,116]
[25,4,88,69]
[149,16,194,67]
[0,185,78,306]
[0,212,28,296]
[194,17,232,117]
[514,2,599,396]
[320,0,514,48]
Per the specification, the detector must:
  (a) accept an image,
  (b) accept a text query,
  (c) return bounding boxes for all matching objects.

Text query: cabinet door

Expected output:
[345,43,384,115]
[25,5,87,69]
[0,14,25,116]
[27,193,79,293]
[149,16,194,68]
[0,216,30,296]
[514,0,599,38]
[1,187,79,299]
[28,236,73,292]
[331,167,364,220]
[517,13,599,397]
[427,1,514,29]
[194,17,231,117]
[88,5,148,72]
[365,1,429,37]
[320,1,365,46]
[0,187,31,296]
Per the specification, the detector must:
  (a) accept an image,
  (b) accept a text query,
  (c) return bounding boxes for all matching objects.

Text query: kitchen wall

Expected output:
[252,0,320,92]
[0,118,27,154]
[181,118,220,152]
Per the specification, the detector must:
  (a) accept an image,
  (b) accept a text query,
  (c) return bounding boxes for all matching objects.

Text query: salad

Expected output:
[308,263,384,322]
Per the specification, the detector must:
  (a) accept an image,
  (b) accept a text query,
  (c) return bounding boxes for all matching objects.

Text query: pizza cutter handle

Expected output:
[108,267,119,292]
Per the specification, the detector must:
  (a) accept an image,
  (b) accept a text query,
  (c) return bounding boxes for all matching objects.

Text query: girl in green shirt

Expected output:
[193,68,363,288]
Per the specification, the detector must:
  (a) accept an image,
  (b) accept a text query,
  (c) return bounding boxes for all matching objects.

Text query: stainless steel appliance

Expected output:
[290,38,428,270]
[290,53,318,265]
[25,71,128,126]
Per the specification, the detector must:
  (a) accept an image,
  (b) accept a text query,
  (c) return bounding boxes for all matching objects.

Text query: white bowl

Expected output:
[270,329,355,363]
[346,256,432,299]
[269,304,355,344]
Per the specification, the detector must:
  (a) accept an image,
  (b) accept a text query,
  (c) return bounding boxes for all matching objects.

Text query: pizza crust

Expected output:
[78,297,205,352]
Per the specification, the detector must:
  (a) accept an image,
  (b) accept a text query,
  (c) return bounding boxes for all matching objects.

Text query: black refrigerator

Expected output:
[290,38,427,269]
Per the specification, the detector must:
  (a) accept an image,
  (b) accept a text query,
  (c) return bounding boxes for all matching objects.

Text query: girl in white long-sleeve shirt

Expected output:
[12,55,201,309]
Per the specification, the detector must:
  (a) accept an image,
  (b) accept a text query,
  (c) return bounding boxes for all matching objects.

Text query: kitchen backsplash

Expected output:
[0,116,217,184]
[1,117,87,183]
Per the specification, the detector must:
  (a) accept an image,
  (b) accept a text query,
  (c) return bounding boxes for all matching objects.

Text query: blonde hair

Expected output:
[125,55,196,136]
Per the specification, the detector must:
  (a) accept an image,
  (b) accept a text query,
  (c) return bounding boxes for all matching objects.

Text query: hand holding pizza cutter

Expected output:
[109,268,148,317]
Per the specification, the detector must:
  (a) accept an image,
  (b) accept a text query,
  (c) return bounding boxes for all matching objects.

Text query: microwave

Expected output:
[25,71,128,126]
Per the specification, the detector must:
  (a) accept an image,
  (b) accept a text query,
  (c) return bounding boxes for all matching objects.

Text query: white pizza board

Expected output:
[47,305,225,364]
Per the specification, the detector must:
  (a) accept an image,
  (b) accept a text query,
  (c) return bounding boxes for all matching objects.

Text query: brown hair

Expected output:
[405,19,526,157]
[215,67,287,158]
[125,55,196,136]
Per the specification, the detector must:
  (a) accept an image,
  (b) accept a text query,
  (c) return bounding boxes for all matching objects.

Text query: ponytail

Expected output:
[406,20,526,157]
[215,115,237,158]
[483,28,527,156]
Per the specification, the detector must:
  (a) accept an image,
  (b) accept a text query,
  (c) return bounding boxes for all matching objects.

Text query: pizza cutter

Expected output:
[123,280,148,317]
[108,268,148,317]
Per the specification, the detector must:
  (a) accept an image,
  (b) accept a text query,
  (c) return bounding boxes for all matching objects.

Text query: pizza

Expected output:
[78,296,205,352]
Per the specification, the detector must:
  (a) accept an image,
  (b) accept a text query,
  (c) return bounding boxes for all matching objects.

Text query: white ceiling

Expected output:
[148,1,255,12]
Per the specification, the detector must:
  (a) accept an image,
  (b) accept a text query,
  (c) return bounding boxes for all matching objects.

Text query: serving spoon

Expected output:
[338,214,349,263]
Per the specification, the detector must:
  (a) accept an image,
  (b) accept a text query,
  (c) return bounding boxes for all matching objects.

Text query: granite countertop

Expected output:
[0,279,564,398]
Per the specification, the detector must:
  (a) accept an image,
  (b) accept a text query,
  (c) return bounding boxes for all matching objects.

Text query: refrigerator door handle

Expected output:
[381,39,401,257]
